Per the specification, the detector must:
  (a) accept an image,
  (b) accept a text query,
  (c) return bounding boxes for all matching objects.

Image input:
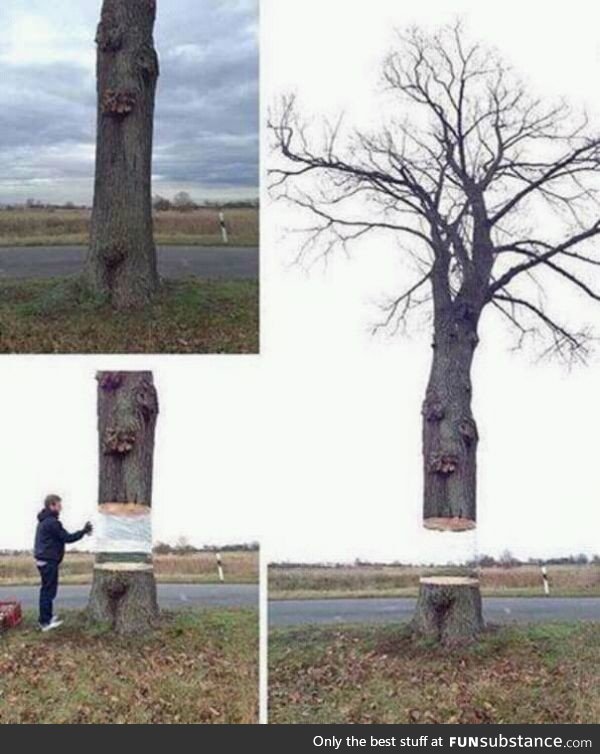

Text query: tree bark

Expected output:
[86,0,160,308]
[412,573,484,645]
[422,306,480,530]
[88,371,159,634]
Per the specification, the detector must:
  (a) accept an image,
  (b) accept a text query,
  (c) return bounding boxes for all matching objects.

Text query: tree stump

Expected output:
[412,572,484,645]
[86,0,160,308]
[87,371,159,634]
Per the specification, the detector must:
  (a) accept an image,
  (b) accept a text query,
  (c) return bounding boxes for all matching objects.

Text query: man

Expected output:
[34,494,92,632]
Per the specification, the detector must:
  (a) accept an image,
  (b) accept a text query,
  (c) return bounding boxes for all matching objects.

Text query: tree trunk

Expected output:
[422,312,479,530]
[88,371,159,634]
[413,573,484,645]
[415,302,484,642]
[86,0,160,308]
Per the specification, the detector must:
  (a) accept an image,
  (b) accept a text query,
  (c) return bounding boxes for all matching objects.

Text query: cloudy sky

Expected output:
[0,0,258,205]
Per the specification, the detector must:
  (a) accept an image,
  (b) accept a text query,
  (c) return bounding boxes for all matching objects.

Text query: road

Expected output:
[0,583,258,610]
[0,246,258,279]
[269,596,600,627]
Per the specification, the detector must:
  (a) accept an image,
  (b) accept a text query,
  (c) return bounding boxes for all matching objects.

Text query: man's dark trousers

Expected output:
[38,561,59,625]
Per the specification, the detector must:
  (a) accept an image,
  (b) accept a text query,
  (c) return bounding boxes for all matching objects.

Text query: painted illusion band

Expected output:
[94,502,153,570]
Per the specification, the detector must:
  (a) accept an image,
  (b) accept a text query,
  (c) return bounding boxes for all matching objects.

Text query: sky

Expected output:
[260,0,600,564]
[0,0,258,205]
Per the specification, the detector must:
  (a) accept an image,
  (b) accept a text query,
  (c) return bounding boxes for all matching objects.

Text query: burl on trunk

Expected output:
[87,371,159,634]
[414,303,484,643]
[87,0,160,308]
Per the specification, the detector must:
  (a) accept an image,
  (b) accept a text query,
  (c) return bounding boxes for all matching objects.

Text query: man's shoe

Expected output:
[50,615,61,625]
[40,619,63,632]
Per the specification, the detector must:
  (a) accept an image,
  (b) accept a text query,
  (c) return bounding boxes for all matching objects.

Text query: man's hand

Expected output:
[83,521,93,535]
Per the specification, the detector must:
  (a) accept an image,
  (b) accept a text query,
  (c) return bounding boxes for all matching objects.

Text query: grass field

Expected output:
[0,277,258,353]
[269,563,600,599]
[0,609,258,724]
[0,208,259,247]
[0,551,258,586]
[269,622,600,723]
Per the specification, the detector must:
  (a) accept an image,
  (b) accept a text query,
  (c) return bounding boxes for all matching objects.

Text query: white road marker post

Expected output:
[219,211,229,245]
[541,565,550,596]
[216,552,225,583]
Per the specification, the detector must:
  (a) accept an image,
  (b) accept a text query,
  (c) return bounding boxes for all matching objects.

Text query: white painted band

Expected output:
[94,562,154,572]
[94,510,152,554]
[419,576,480,586]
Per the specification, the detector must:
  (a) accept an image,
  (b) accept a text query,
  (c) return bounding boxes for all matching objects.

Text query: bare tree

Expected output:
[173,191,196,212]
[270,23,600,643]
[87,0,160,309]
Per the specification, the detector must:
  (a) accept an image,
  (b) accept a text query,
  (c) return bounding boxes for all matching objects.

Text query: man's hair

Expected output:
[44,494,62,509]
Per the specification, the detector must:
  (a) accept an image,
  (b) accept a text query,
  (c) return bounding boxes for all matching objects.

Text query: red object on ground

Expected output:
[0,601,23,630]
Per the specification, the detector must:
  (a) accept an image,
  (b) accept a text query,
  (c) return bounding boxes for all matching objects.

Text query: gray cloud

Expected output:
[0,0,258,203]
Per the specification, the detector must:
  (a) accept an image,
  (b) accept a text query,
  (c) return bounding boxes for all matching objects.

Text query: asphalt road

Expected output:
[269,596,600,627]
[0,583,258,610]
[0,246,258,279]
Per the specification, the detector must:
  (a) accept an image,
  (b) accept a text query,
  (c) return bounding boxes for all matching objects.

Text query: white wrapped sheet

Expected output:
[94,509,152,554]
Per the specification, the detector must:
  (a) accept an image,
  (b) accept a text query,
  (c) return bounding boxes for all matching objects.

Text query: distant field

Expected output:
[269,563,600,599]
[0,208,259,247]
[0,551,258,586]
[270,622,599,723]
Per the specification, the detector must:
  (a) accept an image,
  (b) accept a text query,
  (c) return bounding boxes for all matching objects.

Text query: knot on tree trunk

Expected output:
[426,584,455,608]
[467,331,480,348]
[103,428,136,455]
[413,580,484,645]
[449,302,481,348]
[105,575,128,599]
[428,452,459,475]
[100,243,126,269]
[135,379,159,421]
[459,418,478,446]
[422,395,445,422]
[97,372,124,391]
[96,21,123,52]
[102,89,136,117]
[137,44,159,80]
[454,301,479,326]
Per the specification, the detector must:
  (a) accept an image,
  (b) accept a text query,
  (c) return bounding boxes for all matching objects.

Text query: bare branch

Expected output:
[270,23,600,352]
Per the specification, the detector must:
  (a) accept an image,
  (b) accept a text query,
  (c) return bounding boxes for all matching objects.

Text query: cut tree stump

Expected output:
[88,570,158,634]
[412,571,484,645]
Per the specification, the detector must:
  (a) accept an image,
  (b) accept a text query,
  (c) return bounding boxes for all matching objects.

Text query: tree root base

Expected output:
[87,569,159,634]
[412,579,484,645]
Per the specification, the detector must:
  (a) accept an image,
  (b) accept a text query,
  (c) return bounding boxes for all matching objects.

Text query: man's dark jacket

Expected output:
[34,509,86,563]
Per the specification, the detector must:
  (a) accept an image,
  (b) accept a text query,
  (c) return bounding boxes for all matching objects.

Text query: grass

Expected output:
[269,622,600,724]
[269,564,600,599]
[0,551,259,586]
[0,608,258,723]
[0,208,259,247]
[0,277,258,353]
